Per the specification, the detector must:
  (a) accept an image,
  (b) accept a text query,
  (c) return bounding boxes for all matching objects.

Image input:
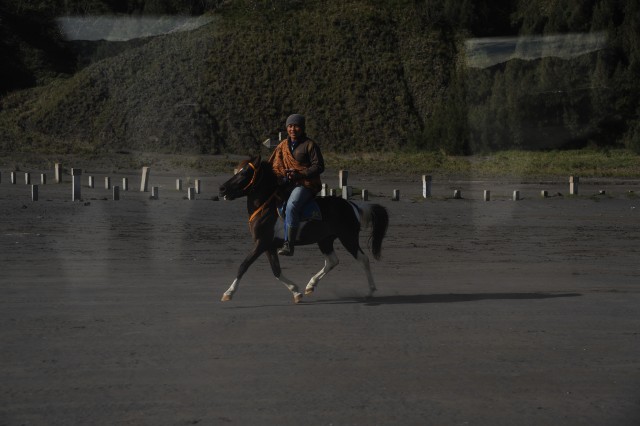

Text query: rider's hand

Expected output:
[286,170,302,182]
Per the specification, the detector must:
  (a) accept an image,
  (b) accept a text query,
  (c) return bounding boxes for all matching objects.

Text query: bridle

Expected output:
[241,161,261,192]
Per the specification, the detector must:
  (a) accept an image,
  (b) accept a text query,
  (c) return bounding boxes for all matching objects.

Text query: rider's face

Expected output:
[287,123,303,141]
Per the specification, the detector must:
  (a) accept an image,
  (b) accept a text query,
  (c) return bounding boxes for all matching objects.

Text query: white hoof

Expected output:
[294,293,303,304]
[304,286,315,295]
[221,293,233,302]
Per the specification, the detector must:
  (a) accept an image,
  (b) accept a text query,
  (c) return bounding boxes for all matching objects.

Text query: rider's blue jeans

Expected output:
[285,185,314,238]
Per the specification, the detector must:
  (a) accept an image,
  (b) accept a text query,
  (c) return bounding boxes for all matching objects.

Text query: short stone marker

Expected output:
[320,183,328,197]
[140,167,150,192]
[541,190,548,198]
[88,176,95,188]
[513,190,520,201]
[339,170,348,189]
[55,163,62,183]
[484,190,491,201]
[11,171,16,184]
[122,178,129,191]
[188,187,195,200]
[422,175,432,198]
[195,179,202,194]
[105,177,111,190]
[72,168,82,201]
[24,173,30,185]
[362,189,369,201]
[570,176,579,195]
[392,189,400,201]
[40,174,47,185]
[151,187,159,200]
[176,179,183,191]
[454,190,462,199]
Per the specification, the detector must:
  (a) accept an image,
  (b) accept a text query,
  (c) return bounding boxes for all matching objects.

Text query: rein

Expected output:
[242,160,281,225]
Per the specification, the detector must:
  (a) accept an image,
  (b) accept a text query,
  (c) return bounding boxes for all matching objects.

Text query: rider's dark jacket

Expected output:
[270,136,325,194]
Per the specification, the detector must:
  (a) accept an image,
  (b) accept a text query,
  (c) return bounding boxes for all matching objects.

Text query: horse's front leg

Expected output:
[305,251,339,295]
[221,244,264,301]
[265,249,303,303]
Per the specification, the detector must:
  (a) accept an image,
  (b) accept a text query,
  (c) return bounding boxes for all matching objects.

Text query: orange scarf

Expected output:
[270,140,321,193]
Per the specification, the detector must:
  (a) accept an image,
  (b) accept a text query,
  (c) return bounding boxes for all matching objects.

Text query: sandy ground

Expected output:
[1,167,639,425]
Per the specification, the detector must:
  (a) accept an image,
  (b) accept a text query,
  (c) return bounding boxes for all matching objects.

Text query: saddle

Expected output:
[277,199,322,222]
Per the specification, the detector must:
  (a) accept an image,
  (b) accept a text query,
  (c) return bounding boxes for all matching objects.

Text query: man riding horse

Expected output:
[269,113,325,256]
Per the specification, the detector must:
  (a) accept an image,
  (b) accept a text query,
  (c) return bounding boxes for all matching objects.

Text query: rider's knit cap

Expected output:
[285,114,305,130]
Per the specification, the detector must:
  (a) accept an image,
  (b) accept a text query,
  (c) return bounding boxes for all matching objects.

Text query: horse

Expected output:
[218,155,389,303]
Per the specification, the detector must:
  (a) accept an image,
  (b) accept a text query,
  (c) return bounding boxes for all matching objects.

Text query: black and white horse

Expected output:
[218,155,389,303]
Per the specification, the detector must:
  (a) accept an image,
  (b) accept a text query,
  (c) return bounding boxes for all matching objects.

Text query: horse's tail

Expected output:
[360,203,389,260]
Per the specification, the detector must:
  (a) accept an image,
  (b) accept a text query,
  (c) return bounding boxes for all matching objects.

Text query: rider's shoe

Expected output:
[278,227,296,256]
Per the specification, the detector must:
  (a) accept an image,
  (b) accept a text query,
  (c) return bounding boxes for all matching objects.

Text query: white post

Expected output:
[151,187,159,200]
[392,189,400,201]
[72,168,82,201]
[362,189,369,201]
[40,173,46,185]
[10,171,16,184]
[176,179,183,191]
[454,190,462,199]
[105,176,111,190]
[513,190,520,201]
[320,183,328,197]
[541,190,548,198]
[422,175,432,198]
[55,163,61,184]
[195,179,201,194]
[24,172,30,185]
[329,188,337,197]
[484,190,490,201]
[88,176,94,188]
[188,187,195,200]
[140,167,150,192]
[339,170,348,189]
[342,186,350,200]
[570,176,579,195]
[122,177,129,191]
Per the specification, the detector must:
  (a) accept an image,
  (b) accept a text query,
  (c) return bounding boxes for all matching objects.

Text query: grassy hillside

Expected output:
[1,0,639,157]
[0,1,459,156]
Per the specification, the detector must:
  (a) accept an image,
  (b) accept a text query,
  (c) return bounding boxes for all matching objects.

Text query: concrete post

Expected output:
[11,171,16,184]
[454,190,462,199]
[339,170,348,189]
[362,189,369,201]
[570,176,579,195]
[342,186,350,200]
[422,175,432,198]
[541,190,548,198]
[329,188,337,197]
[105,176,111,190]
[188,187,195,200]
[513,190,520,201]
[320,183,328,197]
[55,163,61,183]
[32,185,38,201]
[72,168,82,201]
[88,176,94,188]
[122,177,129,191]
[392,189,400,201]
[151,187,159,200]
[195,179,201,194]
[113,186,120,201]
[176,179,183,191]
[140,167,150,192]
[41,173,46,185]
[24,173,31,185]
[484,190,491,201]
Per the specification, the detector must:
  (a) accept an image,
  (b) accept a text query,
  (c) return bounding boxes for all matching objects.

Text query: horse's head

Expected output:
[219,155,262,200]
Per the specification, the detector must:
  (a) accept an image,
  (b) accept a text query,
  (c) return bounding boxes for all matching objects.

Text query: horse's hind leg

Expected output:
[266,250,303,303]
[340,235,377,299]
[305,239,339,295]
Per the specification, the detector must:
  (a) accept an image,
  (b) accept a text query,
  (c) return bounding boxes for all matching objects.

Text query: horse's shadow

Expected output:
[315,292,582,306]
